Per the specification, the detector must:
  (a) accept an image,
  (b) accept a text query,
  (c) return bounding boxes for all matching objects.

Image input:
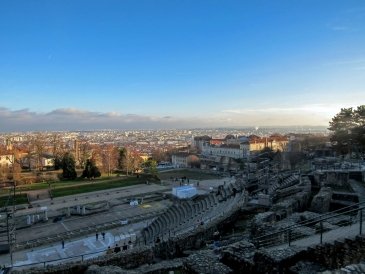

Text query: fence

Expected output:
[11,249,107,270]
[253,201,365,248]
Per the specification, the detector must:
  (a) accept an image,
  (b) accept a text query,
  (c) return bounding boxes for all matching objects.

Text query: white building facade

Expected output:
[0,154,14,168]
[201,143,250,159]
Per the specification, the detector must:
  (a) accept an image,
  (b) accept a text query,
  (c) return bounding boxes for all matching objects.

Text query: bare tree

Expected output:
[100,144,119,176]
[120,148,143,175]
[0,165,6,182]
[0,147,22,188]
[78,139,92,169]
[52,133,68,169]
[29,133,47,171]
[10,148,22,182]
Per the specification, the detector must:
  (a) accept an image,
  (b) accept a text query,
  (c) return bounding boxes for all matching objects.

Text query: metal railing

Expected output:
[11,248,109,269]
[253,201,365,248]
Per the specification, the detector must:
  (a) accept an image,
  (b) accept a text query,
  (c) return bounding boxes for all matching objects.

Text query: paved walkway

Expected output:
[268,178,365,251]
[2,220,146,269]
[269,218,365,251]
[14,200,168,244]
[17,183,170,216]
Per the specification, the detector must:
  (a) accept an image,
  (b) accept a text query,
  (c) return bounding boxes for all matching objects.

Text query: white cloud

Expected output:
[219,103,357,126]
[0,102,357,132]
[222,102,361,116]
[330,26,348,31]
[323,58,365,67]
[0,107,214,132]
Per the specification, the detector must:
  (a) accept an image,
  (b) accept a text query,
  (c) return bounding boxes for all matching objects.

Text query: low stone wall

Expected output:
[254,246,306,274]
[182,250,232,274]
[221,240,256,273]
[220,235,365,274]
[303,235,365,270]
[11,246,154,274]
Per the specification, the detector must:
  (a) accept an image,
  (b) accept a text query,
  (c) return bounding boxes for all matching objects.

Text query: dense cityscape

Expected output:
[0,126,329,155]
[0,109,364,273]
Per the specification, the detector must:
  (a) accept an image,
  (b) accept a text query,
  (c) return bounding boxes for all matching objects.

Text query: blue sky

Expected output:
[1,0,365,131]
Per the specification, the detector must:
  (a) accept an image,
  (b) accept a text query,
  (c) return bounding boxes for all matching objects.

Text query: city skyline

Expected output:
[1,1,365,131]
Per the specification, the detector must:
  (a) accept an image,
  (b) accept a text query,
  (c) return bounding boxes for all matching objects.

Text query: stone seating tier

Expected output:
[179,205,186,222]
[202,198,208,211]
[143,180,245,243]
[175,206,184,223]
[197,201,202,212]
[208,195,214,207]
[171,206,179,226]
[186,202,193,216]
[161,214,168,229]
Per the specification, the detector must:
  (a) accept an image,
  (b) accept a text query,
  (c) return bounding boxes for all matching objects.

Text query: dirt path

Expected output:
[27,189,50,202]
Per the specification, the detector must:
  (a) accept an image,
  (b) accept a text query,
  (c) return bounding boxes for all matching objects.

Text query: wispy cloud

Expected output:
[329,26,348,31]
[0,102,354,132]
[219,103,356,126]
[323,59,365,66]
[0,107,217,132]
[222,104,343,115]
[345,7,365,15]
[322,58,365,71]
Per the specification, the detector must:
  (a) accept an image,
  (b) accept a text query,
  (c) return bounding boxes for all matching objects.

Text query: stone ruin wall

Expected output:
[303,235,365,270]
[251,176,312,238]
[310,187,333,213]
[314,171,352,188]
[220,234,365,274]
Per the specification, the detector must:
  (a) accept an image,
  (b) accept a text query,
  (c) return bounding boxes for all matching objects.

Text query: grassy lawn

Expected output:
[0,174,158,204]
[0,176,149,206]
[1,181,72,194]
[0,181,72,196]
[158,169,220,181]
[51,176,151,198]
[0,193,28,207]
[0,176,126,196]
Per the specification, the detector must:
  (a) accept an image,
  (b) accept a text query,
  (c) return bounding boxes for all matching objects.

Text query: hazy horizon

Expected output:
[1,1,364,131]
[0,118,329,134]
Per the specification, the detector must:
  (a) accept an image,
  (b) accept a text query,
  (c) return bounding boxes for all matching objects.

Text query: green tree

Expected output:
[54,156,63,170]
[143,159,158,175]
[328,105,365,154]
[118,147,142,175]
[82,159,101,179]
[100,144,119,176]
[118,147,126,170]
[62,153,77,180]
[353,105,365,151]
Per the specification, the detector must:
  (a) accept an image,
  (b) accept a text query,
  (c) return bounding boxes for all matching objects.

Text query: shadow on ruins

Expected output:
[5,157,365,274]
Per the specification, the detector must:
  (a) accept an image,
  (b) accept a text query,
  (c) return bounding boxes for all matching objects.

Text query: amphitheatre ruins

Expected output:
[0,154,365,274]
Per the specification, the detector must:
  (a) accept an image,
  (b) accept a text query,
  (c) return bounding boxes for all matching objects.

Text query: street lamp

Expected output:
[4,155,17,267]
